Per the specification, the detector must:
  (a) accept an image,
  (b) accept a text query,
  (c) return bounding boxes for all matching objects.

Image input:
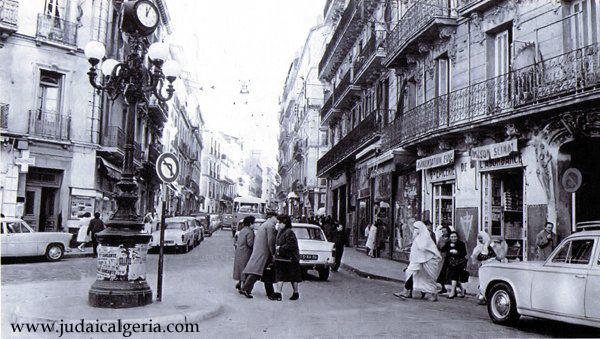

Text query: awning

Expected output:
[97,156,121,180]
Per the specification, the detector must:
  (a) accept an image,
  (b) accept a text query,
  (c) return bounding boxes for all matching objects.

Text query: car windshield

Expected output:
[5,221,32,233]
[292,227,324,241]
[165,222,185,230]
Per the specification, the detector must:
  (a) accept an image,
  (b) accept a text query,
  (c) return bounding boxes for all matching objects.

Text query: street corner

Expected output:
[7,293,226,328]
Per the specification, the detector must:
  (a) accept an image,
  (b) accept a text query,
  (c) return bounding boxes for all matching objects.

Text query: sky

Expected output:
[167,0,325,167]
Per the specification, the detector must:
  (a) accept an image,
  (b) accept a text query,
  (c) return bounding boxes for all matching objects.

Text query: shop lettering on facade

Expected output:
[479,153,523,172]
[471,139,518,160]
[427,165,456,183]
[416,150,455,171]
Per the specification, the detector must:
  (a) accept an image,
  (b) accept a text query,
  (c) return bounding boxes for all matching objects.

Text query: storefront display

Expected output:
[433,183,454,228]
[70,195,95,219]
[482,169,525,261]
[393,171,421,254]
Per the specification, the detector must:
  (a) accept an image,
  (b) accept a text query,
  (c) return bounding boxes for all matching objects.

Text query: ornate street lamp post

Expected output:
[83,0,180,308]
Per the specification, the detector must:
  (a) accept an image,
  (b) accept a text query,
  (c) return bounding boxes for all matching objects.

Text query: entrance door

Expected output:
[24,187,42,231]
[339,185,347,227]
[40,187,58,232]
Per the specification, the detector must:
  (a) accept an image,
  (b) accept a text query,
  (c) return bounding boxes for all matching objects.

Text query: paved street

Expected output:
[2,230,598,338]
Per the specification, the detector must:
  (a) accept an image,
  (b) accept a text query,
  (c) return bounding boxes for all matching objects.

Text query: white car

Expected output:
[479,230,600,328]
[0,217,72,261]
[149,217,195,253]
[292,223,335,281]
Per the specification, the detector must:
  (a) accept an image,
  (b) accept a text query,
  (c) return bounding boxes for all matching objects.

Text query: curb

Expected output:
[340,263,405,284]
[341,263,477,296]
[11,302,226,326]
[65,251,95,259]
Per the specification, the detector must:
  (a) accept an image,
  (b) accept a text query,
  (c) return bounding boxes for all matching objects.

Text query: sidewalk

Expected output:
[65,247,95,259]
[340,247,480,295]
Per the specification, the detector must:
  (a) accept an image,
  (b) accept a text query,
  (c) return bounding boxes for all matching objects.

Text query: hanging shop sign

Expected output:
[416,150,455,171]
[561,168,582,193]
[479,153,523,172]
[427,165,456,183]
[470,139,518,160]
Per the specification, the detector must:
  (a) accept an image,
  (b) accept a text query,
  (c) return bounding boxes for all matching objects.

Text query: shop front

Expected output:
[417,150,456,229]
[370,161,394,257]
[355,166,370,247]
[473,139,527,261]
[391,169,421,261]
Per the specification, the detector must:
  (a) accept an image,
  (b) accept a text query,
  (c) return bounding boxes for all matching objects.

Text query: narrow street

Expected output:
[2,230,598,338]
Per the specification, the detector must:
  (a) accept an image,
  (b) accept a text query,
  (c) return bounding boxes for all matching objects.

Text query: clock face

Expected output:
[136,2,158,28]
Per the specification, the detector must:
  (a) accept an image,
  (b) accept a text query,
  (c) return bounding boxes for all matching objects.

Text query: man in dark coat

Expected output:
[241,212,278,299]
[331,222,347,272]
[87,212,105,256]
[233,216,255,297]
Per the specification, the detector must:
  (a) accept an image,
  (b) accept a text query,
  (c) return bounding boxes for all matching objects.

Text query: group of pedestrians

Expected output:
[233,213,302,301]
[393,219,511,303]
[316,215,347,271]
[364,219,387,258]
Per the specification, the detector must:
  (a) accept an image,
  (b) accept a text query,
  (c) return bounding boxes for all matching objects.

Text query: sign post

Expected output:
[155,152,180,302]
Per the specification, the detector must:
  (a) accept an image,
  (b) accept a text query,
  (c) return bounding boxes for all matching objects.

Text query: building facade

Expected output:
[199,129,224,214]
[277,20,331,218]
[317,0,600,263]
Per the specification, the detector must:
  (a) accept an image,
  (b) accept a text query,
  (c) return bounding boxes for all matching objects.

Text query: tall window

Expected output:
[570,0,598,49]
[38,70,63,114]
[494,29,511,106]
[44,0,64,18]
[403,79,417,112]
[436,56,450,97]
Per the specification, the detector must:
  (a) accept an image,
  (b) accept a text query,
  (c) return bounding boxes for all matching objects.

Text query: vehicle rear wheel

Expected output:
[45,243,64,261]
[487,282,520,325]
[318,267,330,281]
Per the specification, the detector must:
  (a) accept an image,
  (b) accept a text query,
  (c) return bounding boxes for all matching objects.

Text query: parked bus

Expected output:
[232,196,266,235]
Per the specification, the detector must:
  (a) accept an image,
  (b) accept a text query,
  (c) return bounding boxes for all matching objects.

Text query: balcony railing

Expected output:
[36,14,77,47]
[0,0,19,32]
[320,93,334,120]
[319,0,359,76]
[384,43,600,148]
[0,103,8,129]
[353,30,386,81]
[385,0,457,66]
[317,112,379,176]
[28,110,70,140]
[102,126,126,149]
[146,142,162,164]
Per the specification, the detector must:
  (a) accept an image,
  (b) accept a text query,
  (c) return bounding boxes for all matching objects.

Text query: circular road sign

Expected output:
[562,168,582,193]
[156,152,180,183]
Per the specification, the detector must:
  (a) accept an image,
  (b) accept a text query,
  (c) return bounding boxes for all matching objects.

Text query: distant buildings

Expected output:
[277,20,331,218]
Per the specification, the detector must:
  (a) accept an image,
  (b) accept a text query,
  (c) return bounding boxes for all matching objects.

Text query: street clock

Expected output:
[120,0,160,37]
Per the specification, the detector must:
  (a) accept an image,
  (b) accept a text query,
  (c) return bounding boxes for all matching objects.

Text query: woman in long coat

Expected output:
[233,216,255,290]
[241,214,277,298]
[273,215,302,301]
[440,231,468,298]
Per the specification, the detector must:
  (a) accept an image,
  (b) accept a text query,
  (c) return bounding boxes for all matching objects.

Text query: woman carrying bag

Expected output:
[273,215,302,301]
[76,212,93,252]
[440,231,468,298]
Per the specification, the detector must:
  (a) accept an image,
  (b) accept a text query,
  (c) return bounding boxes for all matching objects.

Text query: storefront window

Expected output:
[433,183,454,228]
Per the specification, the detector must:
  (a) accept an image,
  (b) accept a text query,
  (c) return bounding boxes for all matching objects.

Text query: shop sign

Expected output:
[470,139,518,160]
[358,187,371,199]
[479,153,523,172]
[416,150,455,171]
[427,165,456,183]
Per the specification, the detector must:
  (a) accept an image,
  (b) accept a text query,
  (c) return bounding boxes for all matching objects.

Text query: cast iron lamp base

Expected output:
[89,280,152,308]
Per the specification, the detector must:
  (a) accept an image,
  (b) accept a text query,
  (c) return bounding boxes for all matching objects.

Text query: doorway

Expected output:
[566,138,600,225]
[24,186,59,231]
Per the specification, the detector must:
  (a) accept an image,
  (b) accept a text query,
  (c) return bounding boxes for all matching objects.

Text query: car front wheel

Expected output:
[317,267,330,281]
[45,243,64,261]
[487,282,520,325]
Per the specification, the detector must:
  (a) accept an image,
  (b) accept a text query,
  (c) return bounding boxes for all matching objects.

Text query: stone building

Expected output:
[317,0,600,262]
[277,16,332,218]
[199,129,224,214]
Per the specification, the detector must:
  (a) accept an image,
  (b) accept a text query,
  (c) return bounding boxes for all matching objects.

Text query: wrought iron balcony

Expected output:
[145,142,162,165]
[36,14,77,47]
[457,0,498,17]
[353,30,387,85]
[101,126,126,149]
[28,110,70,140]
[320,93,334,120]
[317,112,380,176]
[385,0,457,68]
[319,0,378,81]
[0,103,8,129]
[147,96,168,124]
[0,0,19,38]
[333,69,361,110]
[384,43,600,149]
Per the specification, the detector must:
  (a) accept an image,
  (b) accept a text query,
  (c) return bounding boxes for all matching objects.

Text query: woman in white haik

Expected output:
[365,223,377,257]
[394,221,442,301]
[76,212,93,251]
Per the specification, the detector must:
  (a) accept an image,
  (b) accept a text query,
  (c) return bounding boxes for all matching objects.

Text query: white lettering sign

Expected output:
[416,150,455,171]
[470,139,518,160]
